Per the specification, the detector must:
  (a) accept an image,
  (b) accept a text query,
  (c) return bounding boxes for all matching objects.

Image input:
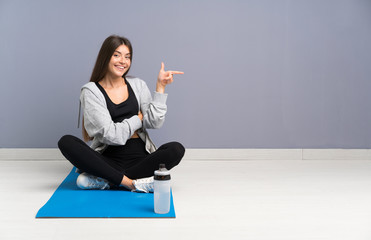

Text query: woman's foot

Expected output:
[76,172,110,190]
[132,176,154,193]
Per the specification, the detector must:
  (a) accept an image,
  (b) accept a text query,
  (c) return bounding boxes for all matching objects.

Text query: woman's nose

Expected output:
[120,56,129,64]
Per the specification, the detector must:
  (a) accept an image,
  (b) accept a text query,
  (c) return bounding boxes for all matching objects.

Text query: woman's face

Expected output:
[106,44,131,78]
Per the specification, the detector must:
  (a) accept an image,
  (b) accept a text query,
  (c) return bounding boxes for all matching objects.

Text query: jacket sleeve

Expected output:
[139,80,167,129]
[81,89,142,145]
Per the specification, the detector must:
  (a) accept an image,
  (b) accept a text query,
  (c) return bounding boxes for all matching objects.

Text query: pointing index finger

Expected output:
[169,71,184,75]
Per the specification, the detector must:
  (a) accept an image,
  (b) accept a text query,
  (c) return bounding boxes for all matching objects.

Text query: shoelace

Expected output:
[133,177,154,193]
[87,177,109,189]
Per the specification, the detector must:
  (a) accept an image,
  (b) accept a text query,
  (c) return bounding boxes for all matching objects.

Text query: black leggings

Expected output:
[58,135,185,186]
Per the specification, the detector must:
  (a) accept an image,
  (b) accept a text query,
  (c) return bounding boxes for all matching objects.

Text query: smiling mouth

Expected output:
[115,65,125,71]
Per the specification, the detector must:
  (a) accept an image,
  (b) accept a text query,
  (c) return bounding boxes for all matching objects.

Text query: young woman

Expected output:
[58,35,185,193]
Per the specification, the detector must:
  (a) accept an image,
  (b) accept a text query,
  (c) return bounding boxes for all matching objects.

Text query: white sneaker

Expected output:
[132,176,154,193]
[76,172,110,190]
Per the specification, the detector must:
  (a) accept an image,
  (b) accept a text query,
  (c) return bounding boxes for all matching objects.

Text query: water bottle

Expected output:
[154,164,171,214]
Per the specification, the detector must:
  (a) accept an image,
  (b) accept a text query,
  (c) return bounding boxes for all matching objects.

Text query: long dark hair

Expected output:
[90,35,133,82]
[83,35,133,141]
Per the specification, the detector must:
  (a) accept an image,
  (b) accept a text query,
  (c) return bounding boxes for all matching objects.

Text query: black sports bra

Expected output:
[95,78,139,123]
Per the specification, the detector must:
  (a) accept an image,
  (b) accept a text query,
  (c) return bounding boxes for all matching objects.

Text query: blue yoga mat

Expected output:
[36,168,176,218]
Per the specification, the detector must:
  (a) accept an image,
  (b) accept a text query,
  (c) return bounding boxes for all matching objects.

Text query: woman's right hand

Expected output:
[138,111,143,121]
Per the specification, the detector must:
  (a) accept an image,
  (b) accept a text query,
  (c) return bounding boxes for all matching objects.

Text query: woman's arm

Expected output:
[140,82,167,129]
[140,62,184,129]
[81,89,142,145]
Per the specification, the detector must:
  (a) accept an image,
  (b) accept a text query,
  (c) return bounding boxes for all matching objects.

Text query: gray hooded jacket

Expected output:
[79,77,167,153]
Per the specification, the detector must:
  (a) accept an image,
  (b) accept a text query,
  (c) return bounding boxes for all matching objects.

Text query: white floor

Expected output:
[1,157,371,240]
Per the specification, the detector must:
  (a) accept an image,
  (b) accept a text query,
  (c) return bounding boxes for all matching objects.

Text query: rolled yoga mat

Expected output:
[36,167,176,218]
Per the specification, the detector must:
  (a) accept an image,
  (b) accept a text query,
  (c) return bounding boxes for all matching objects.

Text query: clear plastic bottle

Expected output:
[154,164,171,214]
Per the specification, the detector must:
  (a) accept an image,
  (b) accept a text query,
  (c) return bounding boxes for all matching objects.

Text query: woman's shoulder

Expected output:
[126,77,148,93]
[81,82,101,95]
[81,82,97,91]
[80,82,104,101]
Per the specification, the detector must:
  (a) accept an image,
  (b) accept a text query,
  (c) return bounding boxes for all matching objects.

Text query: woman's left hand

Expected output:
[156,62,184,93]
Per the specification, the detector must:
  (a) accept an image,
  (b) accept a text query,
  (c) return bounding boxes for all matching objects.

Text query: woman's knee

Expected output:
[58,135,79,151]
[168,142,185,164]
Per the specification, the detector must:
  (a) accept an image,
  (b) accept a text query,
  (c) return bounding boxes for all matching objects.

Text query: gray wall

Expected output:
[1,0,371,148]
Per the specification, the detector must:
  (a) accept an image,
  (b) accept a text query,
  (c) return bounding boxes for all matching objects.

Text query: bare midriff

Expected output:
[131,131,139,138]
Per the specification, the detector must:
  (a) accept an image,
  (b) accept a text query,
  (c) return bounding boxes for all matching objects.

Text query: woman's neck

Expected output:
[100,75,125,89]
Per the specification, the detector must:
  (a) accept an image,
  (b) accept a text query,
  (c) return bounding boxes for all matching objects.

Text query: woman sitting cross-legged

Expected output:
[58,35,185,193]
